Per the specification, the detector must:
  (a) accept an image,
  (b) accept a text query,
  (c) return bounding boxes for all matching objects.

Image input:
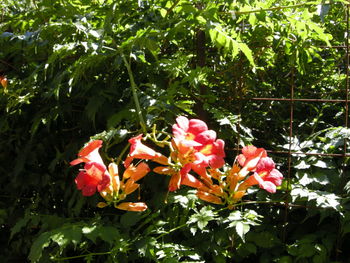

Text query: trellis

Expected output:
[228,2,350,257]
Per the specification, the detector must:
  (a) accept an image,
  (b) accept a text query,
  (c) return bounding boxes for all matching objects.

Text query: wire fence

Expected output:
[229,2,350,246]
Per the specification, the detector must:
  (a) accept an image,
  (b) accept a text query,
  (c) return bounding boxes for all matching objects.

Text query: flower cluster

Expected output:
[70,140,149,211]
[70,116,283,211]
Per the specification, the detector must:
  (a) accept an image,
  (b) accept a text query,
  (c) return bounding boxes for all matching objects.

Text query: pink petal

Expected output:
[70,158,85,166]
[212,139,225,157]
[256,157,275,173]
[97,172,111,192]
[78,140,103,157]
[265,169,283,186]
[195,130,216,145]
[259,181,277,193]
[176,116,189,131]
[188,119,208,135]
[84,162,106,180]
[242,145,257,156]
[194,152,209,166]
[237,154,246,167]
[179,139,202,147]
[209,154,225,169]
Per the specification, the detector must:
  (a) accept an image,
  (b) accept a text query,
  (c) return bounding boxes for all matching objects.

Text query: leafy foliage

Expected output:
[1,0,350,262]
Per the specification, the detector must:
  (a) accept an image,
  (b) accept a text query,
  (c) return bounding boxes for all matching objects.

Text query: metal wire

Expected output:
[233,2,350,246]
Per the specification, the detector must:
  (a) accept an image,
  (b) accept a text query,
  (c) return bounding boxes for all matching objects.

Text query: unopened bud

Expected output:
[197,191,223,205]
[153,166,176,175]
[115,202,148,212]
[168,172,181,192]
[97,202,108,208]
[124,179,139,195]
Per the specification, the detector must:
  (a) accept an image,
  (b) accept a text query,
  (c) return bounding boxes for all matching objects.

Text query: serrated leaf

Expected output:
[188,206,216,230]
[235,222,250,242]
[29,232,51,262]
[295,160,311,169]
[208,23,255,66]
[50,225,82,247]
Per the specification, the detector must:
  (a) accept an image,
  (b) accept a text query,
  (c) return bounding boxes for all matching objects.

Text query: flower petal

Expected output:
[188,119,208,134]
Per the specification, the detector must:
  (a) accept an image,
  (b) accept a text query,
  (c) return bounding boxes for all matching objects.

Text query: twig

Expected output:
[122,54,147,133]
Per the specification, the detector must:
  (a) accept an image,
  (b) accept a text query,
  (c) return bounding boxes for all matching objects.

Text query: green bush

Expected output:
[1,0,349,262]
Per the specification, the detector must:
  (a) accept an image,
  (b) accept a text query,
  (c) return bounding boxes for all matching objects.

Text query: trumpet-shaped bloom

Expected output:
[124,135,168,167]
[71,140,111,196]
[70,140,104,166]
[75,162,110,196]
[172,116,226,179]
[173,116,208,147]
[237,145,267,171]
[239,157,283,193]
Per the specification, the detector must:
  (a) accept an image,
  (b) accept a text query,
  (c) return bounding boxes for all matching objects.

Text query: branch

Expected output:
[122,54,147,133]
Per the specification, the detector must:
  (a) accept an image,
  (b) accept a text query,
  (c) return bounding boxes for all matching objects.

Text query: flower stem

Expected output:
[122,54,147,133]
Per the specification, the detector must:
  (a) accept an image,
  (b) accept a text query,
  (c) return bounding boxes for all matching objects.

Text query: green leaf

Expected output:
[28,232,51,263]
[50,225,82,247]
[120,211,144,228]
[235,222,250,242]
[160,8,167,18]
[188,206,216,230]
[10,214,31,240]
[208,23,255,67]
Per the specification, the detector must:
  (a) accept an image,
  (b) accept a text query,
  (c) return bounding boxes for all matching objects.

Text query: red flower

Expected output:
[75,162,110,196]
[239,157,283,193]
[237,145,267,171]
[124,135,168,167]
[172,116,226,177]
[173,116,208,147]
[70,140,104,166]
[71,140,110,196]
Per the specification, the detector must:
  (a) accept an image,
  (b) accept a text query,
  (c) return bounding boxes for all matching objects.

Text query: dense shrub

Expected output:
[1,0,349,262]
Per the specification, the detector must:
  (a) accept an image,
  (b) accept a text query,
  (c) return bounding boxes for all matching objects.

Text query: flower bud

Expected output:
[108,163,120,192]
[168,172,181,192]
[124,179,139,195]
[197,191,223,205]
[115,202,148,212]
[153,166,176,175]
[97,202,108,208]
